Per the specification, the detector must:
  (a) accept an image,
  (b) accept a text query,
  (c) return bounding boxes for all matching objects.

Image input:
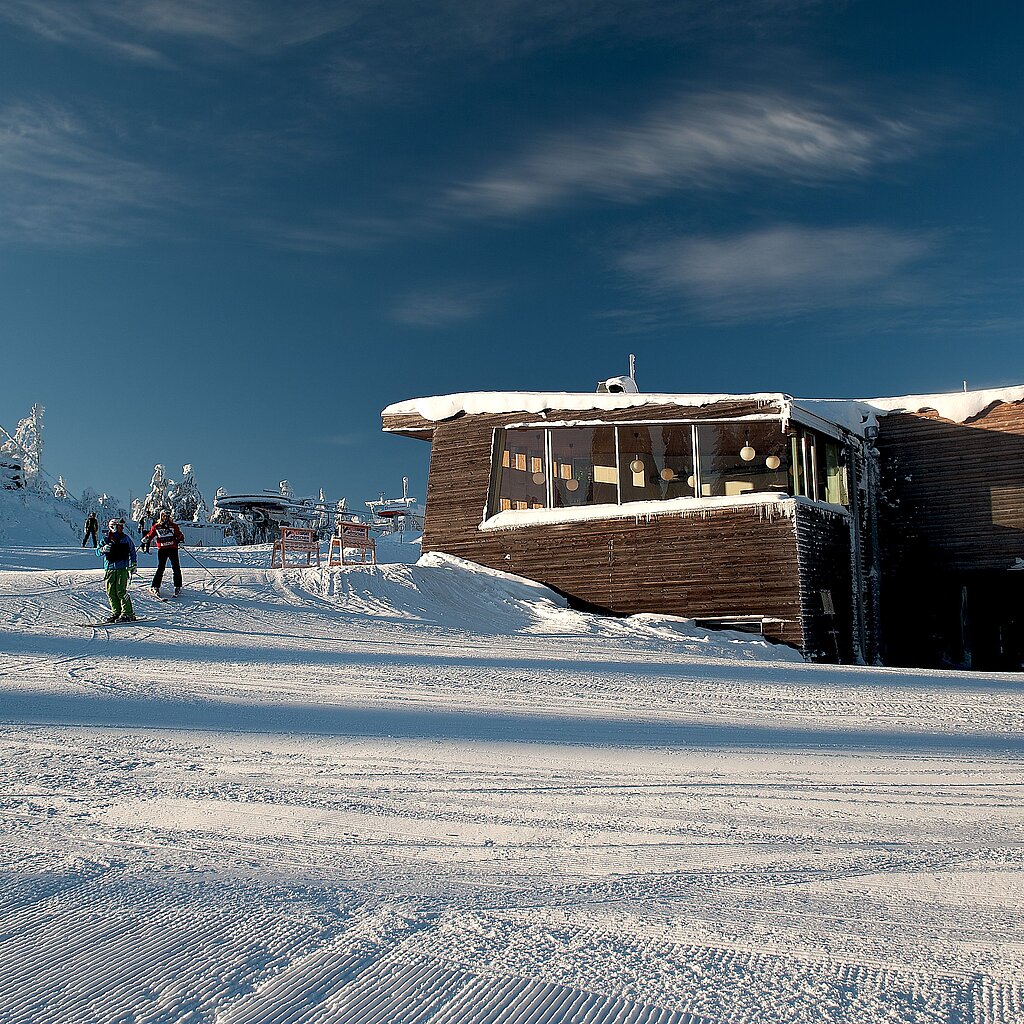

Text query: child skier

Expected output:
[143,509,185,597]
[97,518,138,622]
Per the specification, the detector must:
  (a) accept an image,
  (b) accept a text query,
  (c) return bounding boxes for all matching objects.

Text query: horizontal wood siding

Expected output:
[422,416,805,649]
[876,401,1024,667]
[878,402,1024,572]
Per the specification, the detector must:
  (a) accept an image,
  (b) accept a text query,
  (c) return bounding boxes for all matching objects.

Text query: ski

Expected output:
[74,619,155,628]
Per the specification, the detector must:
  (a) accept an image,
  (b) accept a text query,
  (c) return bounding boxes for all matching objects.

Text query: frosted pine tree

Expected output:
[169,464,208,522]
[209,487,248,545]
[0,404,45,492]
[208,488,231,525]
[140,465,171,520]
[79,487,100,516]
[53,476,69,500]
[96,493,129,525]
[279,480,293,498]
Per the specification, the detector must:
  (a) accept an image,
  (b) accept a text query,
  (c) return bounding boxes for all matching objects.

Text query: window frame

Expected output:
[487,415,850,520]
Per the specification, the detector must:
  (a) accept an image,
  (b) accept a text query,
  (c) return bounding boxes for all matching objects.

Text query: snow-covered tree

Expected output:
[0,404,45,492]
[79,487,100,515]
[209,487,249,544]
[53,476,69,500]
[168,464,208,522]
[208,487,231,525]
[95,493,129,525]
[140,464,171,521]
[279,480,293,498]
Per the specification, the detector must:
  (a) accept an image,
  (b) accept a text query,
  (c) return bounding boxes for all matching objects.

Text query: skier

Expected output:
[143,509,185,597]
[82,511,99,547]
[96,518,137,622]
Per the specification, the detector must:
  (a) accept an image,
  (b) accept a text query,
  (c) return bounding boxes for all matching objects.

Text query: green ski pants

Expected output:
[105,568,135,619]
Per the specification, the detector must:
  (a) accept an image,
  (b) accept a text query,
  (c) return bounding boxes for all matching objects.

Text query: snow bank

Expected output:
[416,551,803,661]
[0,486,79,545]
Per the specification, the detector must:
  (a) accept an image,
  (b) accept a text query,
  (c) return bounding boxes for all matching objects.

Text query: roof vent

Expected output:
[597,375,639,394]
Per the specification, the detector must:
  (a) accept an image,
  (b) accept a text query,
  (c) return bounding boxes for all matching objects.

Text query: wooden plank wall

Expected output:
[420,411,809,650]
[876,400,1024,666]
[878,402,1024,571]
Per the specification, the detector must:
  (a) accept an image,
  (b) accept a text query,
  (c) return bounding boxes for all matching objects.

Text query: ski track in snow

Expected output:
[0,543,1022,1024]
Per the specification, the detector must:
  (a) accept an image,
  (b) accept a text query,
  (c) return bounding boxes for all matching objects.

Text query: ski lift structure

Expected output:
[365,477,423,536]
[213,490,350,545]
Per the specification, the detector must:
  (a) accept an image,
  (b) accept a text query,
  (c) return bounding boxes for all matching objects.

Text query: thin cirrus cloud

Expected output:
[444,89,958,218]
[0,103,177,244]
[2,1,827,64]
[391,286,503,328]
[0,0,360,61]
[619,225,938,321]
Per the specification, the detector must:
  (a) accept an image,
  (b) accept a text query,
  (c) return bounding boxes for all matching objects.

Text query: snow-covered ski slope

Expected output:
[0,542,1022,1024]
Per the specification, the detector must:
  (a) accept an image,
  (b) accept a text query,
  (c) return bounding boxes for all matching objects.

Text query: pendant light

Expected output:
[739,431,756,462]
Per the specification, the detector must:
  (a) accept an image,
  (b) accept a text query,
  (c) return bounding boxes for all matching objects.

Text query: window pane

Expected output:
[696,422,791,497]
[550,427,617,507]
[824,439,849,505]
[491,428,547,514]
[806,431,820,501]
[618,425,695,501]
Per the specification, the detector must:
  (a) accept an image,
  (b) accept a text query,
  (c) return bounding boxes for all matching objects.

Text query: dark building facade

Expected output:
[383,385,1024,670]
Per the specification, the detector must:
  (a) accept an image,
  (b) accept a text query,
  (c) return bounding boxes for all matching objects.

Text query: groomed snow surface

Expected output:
[1,538,1022,1024]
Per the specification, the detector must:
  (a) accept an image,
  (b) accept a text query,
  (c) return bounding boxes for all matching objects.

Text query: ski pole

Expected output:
[180,546,215,579]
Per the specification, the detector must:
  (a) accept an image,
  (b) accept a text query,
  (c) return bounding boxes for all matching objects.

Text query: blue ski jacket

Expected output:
[96,531,137,571]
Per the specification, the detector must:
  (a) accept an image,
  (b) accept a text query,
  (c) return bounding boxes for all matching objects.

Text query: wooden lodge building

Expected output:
[382,382,1024,671]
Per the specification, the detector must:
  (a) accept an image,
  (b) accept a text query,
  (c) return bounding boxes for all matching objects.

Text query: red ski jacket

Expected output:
[145,520,184,550]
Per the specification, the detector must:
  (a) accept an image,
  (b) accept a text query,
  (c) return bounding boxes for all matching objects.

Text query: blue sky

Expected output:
[0,0,1021,511]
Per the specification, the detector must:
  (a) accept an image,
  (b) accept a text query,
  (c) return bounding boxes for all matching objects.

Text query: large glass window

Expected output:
[491,428,547,513]
[550,426,617,508]
[617,425,695,502]
[695,422,791,497]
[487,419,848,519]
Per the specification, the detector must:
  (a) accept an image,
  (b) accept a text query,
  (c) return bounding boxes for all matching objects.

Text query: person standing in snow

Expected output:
[96,518,137,622]
[143,509,185,597]
[82,511,99,547]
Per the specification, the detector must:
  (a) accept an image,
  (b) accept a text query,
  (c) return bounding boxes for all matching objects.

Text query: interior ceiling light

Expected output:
[740,431,756,462]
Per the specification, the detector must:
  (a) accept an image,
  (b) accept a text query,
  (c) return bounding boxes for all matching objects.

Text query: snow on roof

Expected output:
[382,391,788,423]
[384,384,1024,436]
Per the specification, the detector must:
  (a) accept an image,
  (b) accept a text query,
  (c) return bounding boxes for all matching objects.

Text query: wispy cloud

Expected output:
[391,284,503,328]
[2,1,826,64]
[444,89,962,218]
[619,224,939,321]
[0,103,178,244]
[0,1,361,63]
